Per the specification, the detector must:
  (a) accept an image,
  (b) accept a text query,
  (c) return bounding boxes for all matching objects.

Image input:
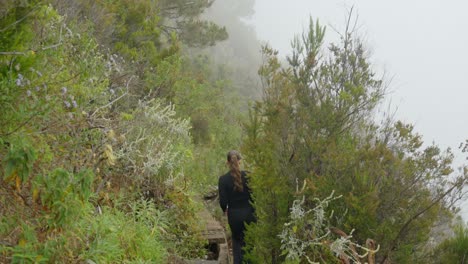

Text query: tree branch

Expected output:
[0,111,41,137]
[90,76,134,117]
[0,5,40,33]
[379,179,465,264]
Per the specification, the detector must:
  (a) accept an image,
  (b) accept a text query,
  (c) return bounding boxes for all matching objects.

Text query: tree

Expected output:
[432,222,468,263]
[243,16,468,263]
[158,0,228,47]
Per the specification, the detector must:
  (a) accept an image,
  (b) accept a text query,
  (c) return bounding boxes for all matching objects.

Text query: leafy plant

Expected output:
[115,98,192,189]
[33,168,94,228]
[432,223,468,263]
[3,137,37,190]
[76,201,168,263]
[163,187,207,259]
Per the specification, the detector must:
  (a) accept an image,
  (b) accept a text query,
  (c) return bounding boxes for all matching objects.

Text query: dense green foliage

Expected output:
[243,19,468,264]
[1,1,466,264]
[432,223,468,263]
[0,0,241,262]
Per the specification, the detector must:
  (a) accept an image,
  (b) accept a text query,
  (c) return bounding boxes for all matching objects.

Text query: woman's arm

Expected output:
[218,176,228,213]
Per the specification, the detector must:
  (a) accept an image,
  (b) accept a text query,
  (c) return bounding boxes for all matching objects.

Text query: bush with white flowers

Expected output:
[116,99,192,186]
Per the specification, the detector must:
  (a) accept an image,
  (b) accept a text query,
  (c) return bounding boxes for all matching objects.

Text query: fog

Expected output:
[199,0,263,98]
[249,0,468,220]
[251,0,467,157]
[203,0,467,220]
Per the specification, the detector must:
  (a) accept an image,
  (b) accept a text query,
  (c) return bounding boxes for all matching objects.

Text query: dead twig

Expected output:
[90,76,134,117]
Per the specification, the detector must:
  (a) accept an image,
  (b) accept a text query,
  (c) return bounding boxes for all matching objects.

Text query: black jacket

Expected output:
[218,171,256,239]
[218,171,254,213]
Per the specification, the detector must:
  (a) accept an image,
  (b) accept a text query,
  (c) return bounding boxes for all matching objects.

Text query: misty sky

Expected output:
[249,0,468,220]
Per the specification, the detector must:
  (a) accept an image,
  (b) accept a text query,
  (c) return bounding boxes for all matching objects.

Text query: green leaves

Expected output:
[0,0,238,262]
[178,20,228,47]
[431,223,468,263]
[243,14,468,264]
[34,168,94,228]
[3,137,37,190]
[116,99,192,186]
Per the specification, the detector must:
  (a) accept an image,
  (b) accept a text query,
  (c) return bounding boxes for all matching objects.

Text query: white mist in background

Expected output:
[250,0,468,221]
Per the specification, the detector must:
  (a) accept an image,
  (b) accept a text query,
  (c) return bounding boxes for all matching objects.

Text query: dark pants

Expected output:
[232,235,245,264]
[228,207,255,264]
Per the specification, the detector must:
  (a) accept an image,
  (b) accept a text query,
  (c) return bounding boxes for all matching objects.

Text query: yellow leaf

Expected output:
[4,170,17,183]
[32,188,40,202]
[19,238,26,246]
[15,175,22,191]
[293,225,297,233]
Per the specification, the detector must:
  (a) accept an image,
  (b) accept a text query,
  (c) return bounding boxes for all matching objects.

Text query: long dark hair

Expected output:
[227,150,243,192]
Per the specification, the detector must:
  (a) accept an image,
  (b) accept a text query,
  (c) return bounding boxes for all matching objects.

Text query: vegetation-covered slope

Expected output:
[0,0,241,262]
[1,1,467,263]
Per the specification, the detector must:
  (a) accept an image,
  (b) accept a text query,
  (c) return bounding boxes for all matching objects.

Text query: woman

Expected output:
[218,150,255,264]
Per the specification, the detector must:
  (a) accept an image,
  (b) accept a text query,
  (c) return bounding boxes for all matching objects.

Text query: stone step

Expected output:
[190,206,230,264]
[199,208,226,244]
[186,243,229,264]
[218,243,229,264]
